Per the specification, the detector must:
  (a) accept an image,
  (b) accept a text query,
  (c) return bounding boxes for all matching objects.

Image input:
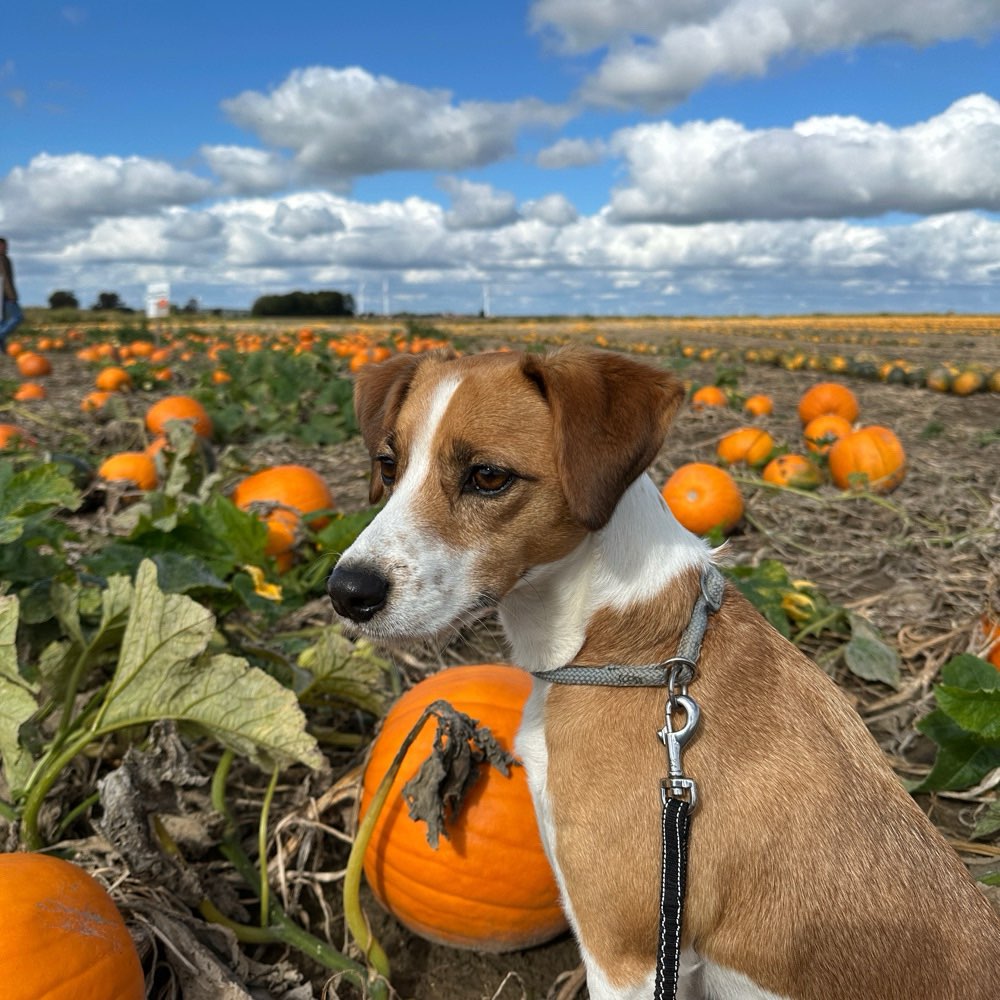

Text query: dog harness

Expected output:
[534,562,726,1000]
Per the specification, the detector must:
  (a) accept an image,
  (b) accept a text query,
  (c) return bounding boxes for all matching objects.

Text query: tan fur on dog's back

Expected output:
[546,580,1000,998]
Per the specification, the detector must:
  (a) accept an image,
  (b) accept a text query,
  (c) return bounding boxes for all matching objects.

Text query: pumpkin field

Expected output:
[1,313,998,1000]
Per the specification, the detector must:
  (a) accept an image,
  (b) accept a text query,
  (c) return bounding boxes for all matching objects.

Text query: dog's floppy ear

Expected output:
[522,346,685,530]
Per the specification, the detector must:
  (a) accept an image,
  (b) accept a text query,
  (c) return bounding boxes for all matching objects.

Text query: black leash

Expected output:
[535,563,726,999]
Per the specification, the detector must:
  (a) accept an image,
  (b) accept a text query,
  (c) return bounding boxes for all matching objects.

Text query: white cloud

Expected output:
[270,202,345,238]
[536,137,607,168]
[532,0,1000,109]
[0,153,211,235]
[441,178,520,230]
[201,145,293,195]
[221,66,571,180]
[523,193,579,226]
[609,95,1000,222]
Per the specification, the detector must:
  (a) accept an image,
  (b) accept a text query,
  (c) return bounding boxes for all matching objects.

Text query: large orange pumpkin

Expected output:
[360,664,567,951]
[0,852,145,1000]
[797,382,859,426]
[661,463,744,535]
[716,427,774,467]
[145,395,213,439]
[828,426,906,494]
[232,464,335,556]
[13,381,46,401]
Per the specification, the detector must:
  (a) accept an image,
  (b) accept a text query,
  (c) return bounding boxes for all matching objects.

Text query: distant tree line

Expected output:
[48,290,135,312]
[251,290,355,317]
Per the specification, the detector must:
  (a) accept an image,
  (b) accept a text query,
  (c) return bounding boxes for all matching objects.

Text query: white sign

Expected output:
[145,282,171,319]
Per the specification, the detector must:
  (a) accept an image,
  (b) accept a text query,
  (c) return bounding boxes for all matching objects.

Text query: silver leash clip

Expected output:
[657,691,700,812]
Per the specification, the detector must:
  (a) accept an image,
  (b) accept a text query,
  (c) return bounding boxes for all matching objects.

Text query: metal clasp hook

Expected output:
[657,692,700,812]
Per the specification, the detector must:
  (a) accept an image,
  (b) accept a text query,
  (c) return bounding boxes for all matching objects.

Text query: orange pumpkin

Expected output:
[145,395,213,439]
[762,454,822,489]
[360,664,567,951]
[981,615,1000,669]
[0,423,33,449]
[742,394,773,417]
[95,366,133,392]
[802,413,853,455]
[661,463,744,535]
[690,385,728,410]
[349,345,393,373]
[13,381,46,401]
[0,852,145,1000]
[15,352,52,378]
[797,382,859,426]
[828,426,906,494]
[81,390,114,414]
[232,464,335,556]
[98,452,159,490]
[716,428,775,467]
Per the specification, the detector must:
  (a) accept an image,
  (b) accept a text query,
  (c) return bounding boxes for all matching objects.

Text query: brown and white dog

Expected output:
[326,346,1000,1000]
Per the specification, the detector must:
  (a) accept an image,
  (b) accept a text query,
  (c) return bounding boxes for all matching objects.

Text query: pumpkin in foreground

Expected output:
[828,425,907,494]
[0,852,145,1000]
[359,664,568,951]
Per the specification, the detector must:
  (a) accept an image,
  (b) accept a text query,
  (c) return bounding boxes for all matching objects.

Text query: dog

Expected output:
[327,345,1000,999]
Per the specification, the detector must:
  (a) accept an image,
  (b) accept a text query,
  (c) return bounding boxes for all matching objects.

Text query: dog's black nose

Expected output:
[326,565,390,622]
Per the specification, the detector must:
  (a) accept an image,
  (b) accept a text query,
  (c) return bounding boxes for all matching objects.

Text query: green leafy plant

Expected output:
[915,653,1000,843]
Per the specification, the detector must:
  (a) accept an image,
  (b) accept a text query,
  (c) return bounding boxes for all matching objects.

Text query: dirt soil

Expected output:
[2,319,999,1000]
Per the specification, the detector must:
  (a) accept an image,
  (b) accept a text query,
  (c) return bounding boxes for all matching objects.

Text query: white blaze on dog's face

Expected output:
[328,348,683,643]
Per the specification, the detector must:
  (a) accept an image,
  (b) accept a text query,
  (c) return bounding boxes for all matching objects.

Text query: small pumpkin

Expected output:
[950,370,985,396]
[0,852,145,1000]
[762,454,822,490]
[81,390,114,414]
[232,464,335,556]
[980,615,1000,669]
[661,462,744,535]
[15,352,52,378]
[797,382,859,426]
[690,385,728,410]
[828,426,906,494]
[0,423,33,449]
[716,427,775,467]
[98,451,159,490]
[360,664,567,951]
[146,395,213,439]
[802,413,853,455]
[13,381,46,401]
[95,366,133,392]
[742,394,773,417]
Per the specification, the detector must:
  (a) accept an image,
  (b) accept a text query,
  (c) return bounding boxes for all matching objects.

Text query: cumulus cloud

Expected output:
[608,94,1000,222]
[536,137,608,168]
[162,211,224,242]
[523,193,579,225]
[0,152,211,235]
[531,0,1000,109]
[201,145,293,195]
[270,201,345,238]
[221,66,571,180]
[441,178,520,230]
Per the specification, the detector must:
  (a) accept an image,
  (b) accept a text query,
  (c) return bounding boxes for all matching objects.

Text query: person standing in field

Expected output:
[1,236,24,352]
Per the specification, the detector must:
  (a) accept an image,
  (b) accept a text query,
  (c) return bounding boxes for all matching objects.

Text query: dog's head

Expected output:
[326,346,684,641]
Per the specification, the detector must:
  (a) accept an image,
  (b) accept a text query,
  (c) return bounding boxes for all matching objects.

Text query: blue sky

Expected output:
[1,1,998,315]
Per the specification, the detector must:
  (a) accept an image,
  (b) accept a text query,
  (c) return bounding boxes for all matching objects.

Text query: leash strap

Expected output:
[655,796,691,1000]
[533,562,726,1000]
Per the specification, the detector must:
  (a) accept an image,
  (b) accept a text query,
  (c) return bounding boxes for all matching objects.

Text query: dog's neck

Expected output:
[497,474,713,671]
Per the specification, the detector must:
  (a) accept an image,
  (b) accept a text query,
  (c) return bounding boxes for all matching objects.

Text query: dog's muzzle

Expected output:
[326,564,390,622]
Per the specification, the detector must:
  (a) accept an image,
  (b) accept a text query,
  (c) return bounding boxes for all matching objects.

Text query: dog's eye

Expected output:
[466,465,514,495]
[377,457,397,487]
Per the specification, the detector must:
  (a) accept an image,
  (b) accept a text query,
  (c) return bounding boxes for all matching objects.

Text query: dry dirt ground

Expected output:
[2,319,999,1000]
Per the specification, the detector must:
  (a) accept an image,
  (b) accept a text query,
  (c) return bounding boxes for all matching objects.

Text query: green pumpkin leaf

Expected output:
[843,614,901,689]
[0,595,39,795]
[914,709,1000,792]
[97,560,321,770]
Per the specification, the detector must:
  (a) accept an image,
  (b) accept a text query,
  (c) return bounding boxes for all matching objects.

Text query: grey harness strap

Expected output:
[533,562,726,1000]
